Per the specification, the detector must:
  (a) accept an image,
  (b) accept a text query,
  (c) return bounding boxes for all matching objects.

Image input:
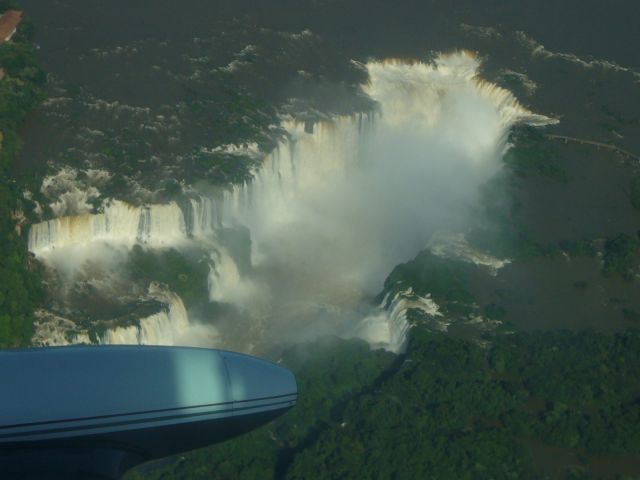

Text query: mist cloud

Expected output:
[214,51,551,351]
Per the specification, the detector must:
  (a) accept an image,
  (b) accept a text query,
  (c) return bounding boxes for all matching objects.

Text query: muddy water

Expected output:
[470,256,639,331]
[515,143,640,244]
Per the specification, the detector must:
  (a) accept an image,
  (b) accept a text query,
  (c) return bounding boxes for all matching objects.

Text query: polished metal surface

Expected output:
[0,345,297,478]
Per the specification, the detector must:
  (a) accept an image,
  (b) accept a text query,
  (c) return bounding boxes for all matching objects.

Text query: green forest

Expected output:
[127,328,640,480]
[0,3,45,347]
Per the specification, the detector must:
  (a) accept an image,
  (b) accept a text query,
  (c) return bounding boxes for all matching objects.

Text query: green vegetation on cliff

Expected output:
[383,251,475,317]
[0,3,46,347]
[504,126,569,183]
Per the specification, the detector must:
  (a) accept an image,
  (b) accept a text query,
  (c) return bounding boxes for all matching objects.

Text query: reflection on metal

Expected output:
[0,345,297,479]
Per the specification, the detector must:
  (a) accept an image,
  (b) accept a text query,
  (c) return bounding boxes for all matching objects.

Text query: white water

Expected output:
[28,198,222,347]
[215,51,553,350]
[207,248,243,303]
[352,289,444,352]
[29,51,553,353]
[188,197,219,237]
[428,232,511,276]
[28,200,187,253]
[40,167,107,217]
[100,286,190,345]
[31,311,92,346]
[32,285,197,347]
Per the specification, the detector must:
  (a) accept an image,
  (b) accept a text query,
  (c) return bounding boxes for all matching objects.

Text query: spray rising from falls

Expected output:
[29,51,553,352]
[216,51,553,351]
[28,199,229,347]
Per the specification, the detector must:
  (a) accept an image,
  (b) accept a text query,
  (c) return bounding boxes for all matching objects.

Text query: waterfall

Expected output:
[207,249,242,303]
[29,51,554,353]
[32,286,191,347]
[222,116,370,228]
[137,203,187,245]
[352,289,444,352]
[100,286,190,346]
[209,52,553,352]
[188,196,219,237]
[27,195,231,349]
[28,200,187,254]
[29,196,227,255]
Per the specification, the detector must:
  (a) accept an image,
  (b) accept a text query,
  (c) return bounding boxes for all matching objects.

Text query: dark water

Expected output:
[469,256,640,332]
[20,0,640,163]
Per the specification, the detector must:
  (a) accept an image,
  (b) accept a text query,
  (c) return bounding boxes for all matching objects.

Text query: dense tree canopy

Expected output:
[0,5,45,347]
[128,329,640,480]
